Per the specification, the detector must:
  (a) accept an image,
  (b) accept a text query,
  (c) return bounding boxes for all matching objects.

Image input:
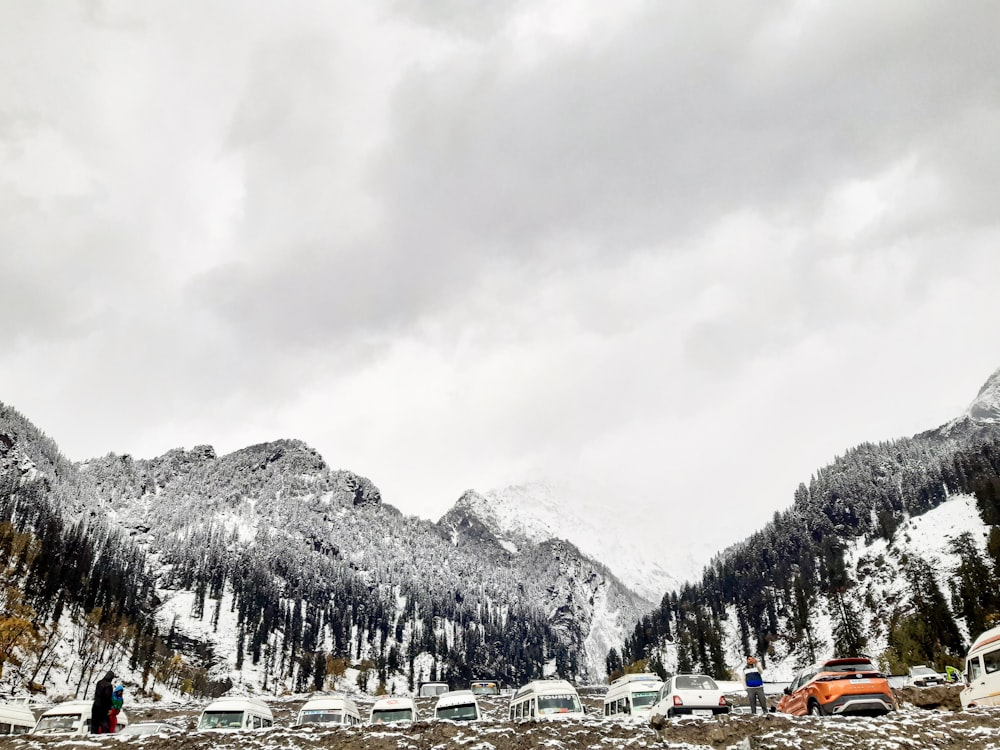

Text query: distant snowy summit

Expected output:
[444,482,681,603]
[942,366,1000,434]
[966,367,1000,423]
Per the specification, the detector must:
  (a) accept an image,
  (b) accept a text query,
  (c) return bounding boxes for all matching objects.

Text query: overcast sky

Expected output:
[3,0,1000,578]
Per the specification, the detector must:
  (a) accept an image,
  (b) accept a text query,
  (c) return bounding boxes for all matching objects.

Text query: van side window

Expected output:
[984,650,1000,675]
[529,700,535,718]
[0,722,11,735]
[969,657,983,681]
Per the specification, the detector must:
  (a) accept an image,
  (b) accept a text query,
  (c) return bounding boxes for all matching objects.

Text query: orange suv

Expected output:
[777,658,895,717]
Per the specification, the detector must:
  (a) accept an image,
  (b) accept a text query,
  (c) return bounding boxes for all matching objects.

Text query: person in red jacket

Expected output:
[109,685,124,733]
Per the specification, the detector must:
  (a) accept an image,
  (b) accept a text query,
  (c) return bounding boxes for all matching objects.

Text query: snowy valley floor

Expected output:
[5,692,1000,750]
[5,709,1000,750]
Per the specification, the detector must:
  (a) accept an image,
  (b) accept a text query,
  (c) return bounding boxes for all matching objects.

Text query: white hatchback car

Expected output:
[649,675,730,725]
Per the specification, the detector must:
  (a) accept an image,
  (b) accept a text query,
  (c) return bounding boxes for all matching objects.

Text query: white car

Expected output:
[117,722,182,737]
[649,675,730,725]
[908,665,946,687]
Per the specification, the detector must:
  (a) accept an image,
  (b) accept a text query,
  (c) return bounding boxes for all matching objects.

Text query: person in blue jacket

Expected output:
[743,656,767,714]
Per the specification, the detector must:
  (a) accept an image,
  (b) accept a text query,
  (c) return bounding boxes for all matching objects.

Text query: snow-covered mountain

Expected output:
[444,483,679,604]
[650,491,992,682]
[0,405,652,700]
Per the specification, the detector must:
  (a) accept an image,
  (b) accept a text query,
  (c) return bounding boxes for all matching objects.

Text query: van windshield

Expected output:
[299,710,342,724]
[631,691,659,708]
[34,714,81,733]
[371,709,413,723]
[199,711,245,729]
[436,704,478,721]
[537,694,582,715]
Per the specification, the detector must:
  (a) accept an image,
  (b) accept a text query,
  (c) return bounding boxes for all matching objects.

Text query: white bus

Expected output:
[32,701,128,735]
[603,673,663,719]
[197,696,273,732]
[370,696,417,724]
[295,695,362,726]
[0,702,35,735]
[508,679,585,721]
[434,690,480,721]
[962,624,1000,708]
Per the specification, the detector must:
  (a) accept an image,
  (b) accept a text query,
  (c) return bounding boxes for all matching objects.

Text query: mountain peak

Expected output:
[967,366,1000,424]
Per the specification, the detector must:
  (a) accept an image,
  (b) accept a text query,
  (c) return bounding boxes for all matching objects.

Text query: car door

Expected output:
[787,671,811,716]
[778,675,800,714]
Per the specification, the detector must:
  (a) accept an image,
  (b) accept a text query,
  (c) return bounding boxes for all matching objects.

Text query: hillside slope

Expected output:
[623,367,1000,680]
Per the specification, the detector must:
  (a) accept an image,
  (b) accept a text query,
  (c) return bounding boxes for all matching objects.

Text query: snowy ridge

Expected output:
[648,493,989,681]
[452,483,679,603]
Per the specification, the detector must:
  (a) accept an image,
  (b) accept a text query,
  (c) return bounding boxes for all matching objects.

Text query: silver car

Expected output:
[908,665,946,687]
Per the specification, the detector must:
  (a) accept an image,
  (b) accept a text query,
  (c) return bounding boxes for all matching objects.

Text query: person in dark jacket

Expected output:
[90,671,116,734]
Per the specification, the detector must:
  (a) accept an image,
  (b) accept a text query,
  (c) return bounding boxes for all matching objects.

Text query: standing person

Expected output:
[743,656,767,715]
[109,684,125,733]
[90,671,115,734]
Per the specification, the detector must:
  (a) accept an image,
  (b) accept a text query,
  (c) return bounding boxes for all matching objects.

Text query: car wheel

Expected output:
[666,709,674,719]
[808,701,824,717]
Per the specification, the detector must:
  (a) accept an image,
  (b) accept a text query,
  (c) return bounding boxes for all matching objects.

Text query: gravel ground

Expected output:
[6,687,997,750]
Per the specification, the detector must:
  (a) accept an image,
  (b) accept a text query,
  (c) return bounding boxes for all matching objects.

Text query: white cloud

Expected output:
[2,0,1000,581]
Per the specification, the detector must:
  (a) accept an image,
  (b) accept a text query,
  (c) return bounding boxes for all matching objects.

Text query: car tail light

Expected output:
[673,695,683,706]
[719,696,727,706]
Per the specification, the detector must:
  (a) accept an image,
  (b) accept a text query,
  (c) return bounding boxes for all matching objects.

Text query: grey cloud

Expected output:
[377,0,1000,252]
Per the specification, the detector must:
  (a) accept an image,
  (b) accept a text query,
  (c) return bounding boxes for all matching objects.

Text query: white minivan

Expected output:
[32,701,129,735]
[434,690,480,721]
[603,673,663,719]
[296,695,362,726]
[0,701,35,735]
[508,680,585,721]
[419,682,449,698]
[197,696,273,731]
[370,696,418,724]
[962,624,1000,708]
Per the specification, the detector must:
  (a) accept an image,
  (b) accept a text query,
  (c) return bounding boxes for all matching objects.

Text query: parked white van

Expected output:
[470,680,500,697]
[508,679,585,720]
[32,701,129,735]
[418,682,449,698]
[296,695,362,726]
[370,696,417,724]
[434,690,480,721]
[603,673,663,719]
[197,696,273,731]
[0,701,35,735]
[962,624,1000,708]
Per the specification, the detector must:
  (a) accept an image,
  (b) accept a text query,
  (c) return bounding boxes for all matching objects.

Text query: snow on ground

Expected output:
[8,701,1000,750]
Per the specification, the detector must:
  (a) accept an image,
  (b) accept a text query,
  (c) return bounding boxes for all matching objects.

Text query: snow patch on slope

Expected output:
[460,482,679,603]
